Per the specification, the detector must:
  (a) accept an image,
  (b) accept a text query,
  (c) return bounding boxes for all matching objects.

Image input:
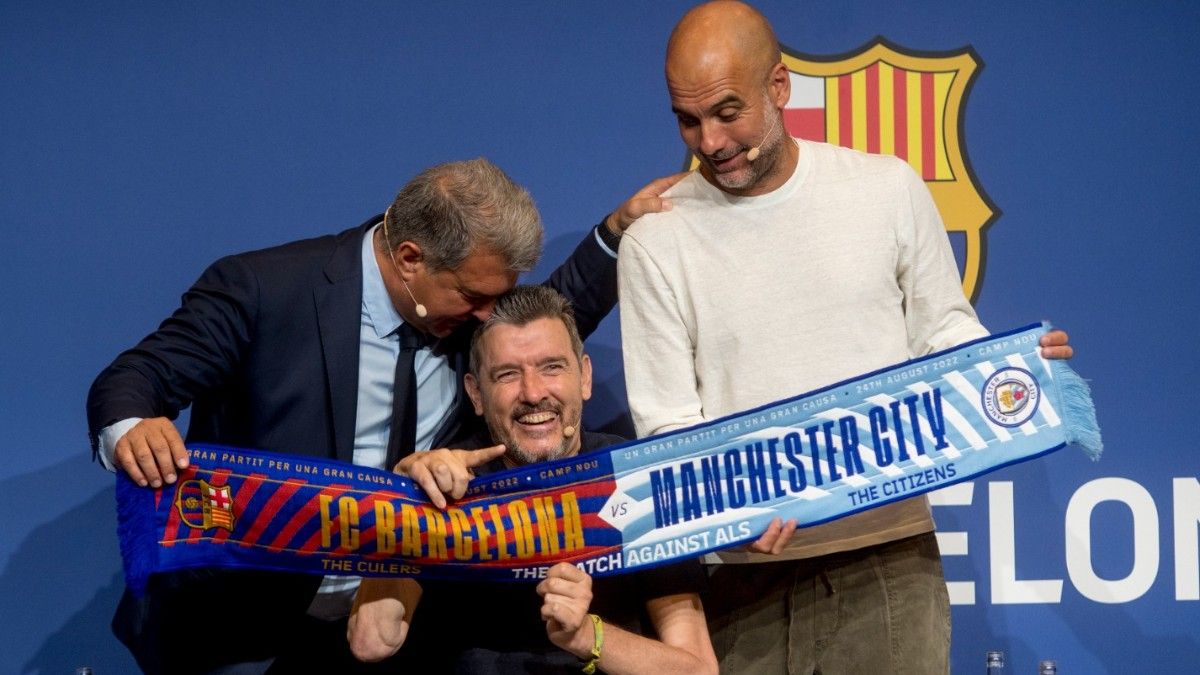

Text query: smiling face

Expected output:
[465,317,592,465]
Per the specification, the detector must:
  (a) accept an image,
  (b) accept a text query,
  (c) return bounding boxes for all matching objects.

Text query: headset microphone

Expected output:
[401,280,428,318]
[562,425,576,438]
[746,112,780,162]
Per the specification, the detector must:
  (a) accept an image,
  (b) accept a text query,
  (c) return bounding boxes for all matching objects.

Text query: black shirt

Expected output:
[399,432,708,674]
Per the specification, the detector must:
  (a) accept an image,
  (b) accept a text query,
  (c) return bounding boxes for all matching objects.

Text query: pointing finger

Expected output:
[456,445,506,469]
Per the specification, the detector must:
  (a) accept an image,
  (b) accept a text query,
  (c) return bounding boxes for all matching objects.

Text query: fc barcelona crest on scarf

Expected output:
[686,38,997,302]
[176,479,236,531]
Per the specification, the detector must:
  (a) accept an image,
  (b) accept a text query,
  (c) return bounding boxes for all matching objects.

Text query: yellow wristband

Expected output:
[581,613,604,674]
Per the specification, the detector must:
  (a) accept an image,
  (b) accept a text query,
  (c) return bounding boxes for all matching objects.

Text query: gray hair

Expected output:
[382,158,542,272]
[469,285,584,377]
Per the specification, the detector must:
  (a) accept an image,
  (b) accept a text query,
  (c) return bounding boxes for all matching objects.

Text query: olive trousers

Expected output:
[707,532,950,675]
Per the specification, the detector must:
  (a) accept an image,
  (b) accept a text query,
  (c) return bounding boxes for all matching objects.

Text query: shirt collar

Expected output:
[361,224,405,339]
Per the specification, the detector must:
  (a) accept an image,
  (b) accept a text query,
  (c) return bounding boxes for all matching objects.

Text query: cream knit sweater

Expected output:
[618,139,987,561]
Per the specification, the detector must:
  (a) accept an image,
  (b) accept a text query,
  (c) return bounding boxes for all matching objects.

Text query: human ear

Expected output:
[465,373,485,416]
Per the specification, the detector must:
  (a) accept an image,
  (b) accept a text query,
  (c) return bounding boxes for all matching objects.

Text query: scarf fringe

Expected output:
[116,477,157,596]
[1051,358,1103,460]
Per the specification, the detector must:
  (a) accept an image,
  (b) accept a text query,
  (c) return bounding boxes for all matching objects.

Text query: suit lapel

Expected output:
[312,222,484,459]
[315,221,375,463]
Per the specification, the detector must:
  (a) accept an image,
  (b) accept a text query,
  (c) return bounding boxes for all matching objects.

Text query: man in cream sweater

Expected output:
[617,2,1074,673]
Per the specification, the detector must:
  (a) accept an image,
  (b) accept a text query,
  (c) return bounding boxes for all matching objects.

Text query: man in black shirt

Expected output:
[348,285,717,674]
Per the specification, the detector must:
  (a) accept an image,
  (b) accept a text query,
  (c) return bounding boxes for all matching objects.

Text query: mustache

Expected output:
[704,146,748,161]
[511,400,560,418]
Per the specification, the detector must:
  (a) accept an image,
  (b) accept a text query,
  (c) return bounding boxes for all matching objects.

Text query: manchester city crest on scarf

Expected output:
[982,367,1041,427]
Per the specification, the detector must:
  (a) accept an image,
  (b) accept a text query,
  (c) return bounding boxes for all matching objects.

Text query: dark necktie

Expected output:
[385,322,425,471]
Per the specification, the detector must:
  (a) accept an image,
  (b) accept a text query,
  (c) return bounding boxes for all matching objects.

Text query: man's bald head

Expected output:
[666,1,781,85]
[664,1,796,196]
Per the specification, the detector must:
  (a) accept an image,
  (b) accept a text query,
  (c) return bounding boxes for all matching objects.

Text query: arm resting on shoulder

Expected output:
[544,173,687,340]
[542,220,620,340]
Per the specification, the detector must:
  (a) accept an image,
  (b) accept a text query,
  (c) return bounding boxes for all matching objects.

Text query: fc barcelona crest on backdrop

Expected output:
[685,38,997,302]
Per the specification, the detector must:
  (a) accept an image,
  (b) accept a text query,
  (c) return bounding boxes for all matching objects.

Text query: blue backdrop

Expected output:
[2,1,1196,672]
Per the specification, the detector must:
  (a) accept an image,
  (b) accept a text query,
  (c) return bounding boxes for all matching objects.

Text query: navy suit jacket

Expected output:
[87,215,619,673]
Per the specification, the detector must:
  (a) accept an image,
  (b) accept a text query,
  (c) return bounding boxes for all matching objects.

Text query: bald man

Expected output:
[617,2,1074,673]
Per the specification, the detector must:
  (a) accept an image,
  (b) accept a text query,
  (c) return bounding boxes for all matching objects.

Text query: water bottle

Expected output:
[1038,660,1057,674]
[985,650,1005,673]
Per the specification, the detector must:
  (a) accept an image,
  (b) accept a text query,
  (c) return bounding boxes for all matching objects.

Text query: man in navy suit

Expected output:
[87,157,678,674]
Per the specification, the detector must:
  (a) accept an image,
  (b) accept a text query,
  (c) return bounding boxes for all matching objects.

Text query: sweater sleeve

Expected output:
[895,163,989,355]
[618,232,705,438]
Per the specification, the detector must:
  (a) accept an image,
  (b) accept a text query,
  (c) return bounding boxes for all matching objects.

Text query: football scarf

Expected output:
[117,322,1101,593]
